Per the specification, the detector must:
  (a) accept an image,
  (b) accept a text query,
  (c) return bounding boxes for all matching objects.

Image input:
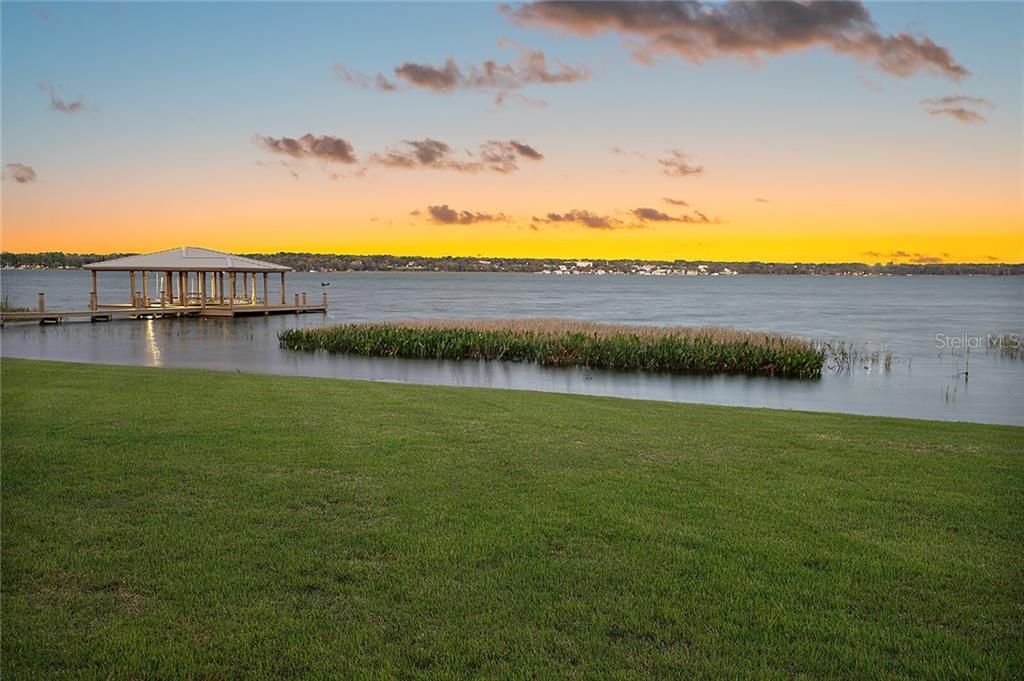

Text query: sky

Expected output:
[1,1,1021,263]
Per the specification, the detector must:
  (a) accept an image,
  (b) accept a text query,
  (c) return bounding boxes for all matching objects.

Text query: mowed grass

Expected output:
[1,359,1022,679]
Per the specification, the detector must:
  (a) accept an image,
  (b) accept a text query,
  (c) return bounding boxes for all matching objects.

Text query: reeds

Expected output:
[279,319,825,379]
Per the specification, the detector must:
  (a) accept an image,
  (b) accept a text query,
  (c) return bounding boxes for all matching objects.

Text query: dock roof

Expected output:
[83,247,292,272]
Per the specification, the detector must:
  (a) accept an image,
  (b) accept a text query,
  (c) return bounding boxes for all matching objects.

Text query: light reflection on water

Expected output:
[1,271,1022,426]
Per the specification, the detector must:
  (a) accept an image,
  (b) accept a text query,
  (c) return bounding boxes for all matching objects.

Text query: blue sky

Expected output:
[2,2,1021,261]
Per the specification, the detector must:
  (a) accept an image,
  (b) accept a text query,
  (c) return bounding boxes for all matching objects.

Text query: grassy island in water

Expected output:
[280,319,826,379]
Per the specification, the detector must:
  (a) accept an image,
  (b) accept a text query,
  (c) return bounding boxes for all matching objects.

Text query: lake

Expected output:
[2,269,1022,425]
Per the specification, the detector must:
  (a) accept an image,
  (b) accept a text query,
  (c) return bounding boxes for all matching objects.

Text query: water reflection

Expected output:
[144,319,163,367]
[0,314,1020,426]
[2,272,1022,426]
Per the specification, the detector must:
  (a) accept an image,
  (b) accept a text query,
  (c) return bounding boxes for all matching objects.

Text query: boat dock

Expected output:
[0,300,326,325]
[1,246,328,325]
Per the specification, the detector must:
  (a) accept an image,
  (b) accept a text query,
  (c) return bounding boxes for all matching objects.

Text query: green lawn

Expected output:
[2,358,1021,679]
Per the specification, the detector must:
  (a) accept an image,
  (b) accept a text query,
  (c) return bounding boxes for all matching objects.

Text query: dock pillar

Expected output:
[322,289,328,309]
[263,273,269,309]
[90,271,98,310]
[229,272,236,312]
[129,271,137,306]
[280,272,286,305]
[37,292,45,313]
[301,292,307,307]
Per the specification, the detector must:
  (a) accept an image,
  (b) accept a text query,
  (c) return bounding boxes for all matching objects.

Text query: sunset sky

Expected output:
[2,1,1021,263]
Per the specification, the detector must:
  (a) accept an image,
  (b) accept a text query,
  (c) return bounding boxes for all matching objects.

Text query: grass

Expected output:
[0,294,30,312]
[280,318,826,379]
[2,358,1022,679]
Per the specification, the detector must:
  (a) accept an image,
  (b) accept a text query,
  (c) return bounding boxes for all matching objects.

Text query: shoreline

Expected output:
[4,356,1019,429]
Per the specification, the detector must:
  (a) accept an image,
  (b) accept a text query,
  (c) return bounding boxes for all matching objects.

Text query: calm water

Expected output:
[2,270,1022,425]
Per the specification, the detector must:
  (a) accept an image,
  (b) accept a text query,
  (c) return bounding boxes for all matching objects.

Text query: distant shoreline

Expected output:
[2,253,1021,276]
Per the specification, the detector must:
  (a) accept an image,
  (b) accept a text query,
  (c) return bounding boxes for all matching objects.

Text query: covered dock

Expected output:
[1,247,326,324]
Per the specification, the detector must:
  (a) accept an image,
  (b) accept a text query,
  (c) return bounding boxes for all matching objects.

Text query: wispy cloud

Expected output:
[632,207,719,223]
[658,150,704,177]
[860,250,949,263]
[256,135,542,178]
[3,163,38,184]
[662,197,689,206]
[425,205,510,225]
[371,139,543,173]
[506,1,967,80]
[335,42,589,106]
[754,197,771,203]
[856,74,882,91]
[533,210,622,229]
[256,134,358,163]
[39,82,84,113]
[611,146,647,159]
[921,94,994,124]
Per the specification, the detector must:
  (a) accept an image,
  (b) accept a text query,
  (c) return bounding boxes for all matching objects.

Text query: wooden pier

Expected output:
[0,301,327,325]
[1,246,328,325]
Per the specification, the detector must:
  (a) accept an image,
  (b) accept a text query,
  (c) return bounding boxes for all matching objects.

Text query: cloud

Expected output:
[334,64,398,91]
[371,138,543,173]
[256,133,358,164]
[861,249,947,263]
[533,210,622,229]
[426,204,510,225]
[856,74,882,91]
[506,1,967,80]
[632,207,719,223]
[658,150,704,177]
[754,197,771,203]
[611,146,647,159]
[494,91,549,108]
[3,163,38,183]
[335,43,589,105]
[39,82,84,113]
[921,94,994,124]
[662,197,689,206]
[508,140,544,160]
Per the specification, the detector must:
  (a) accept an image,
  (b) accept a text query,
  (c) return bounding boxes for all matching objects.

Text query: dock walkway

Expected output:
[0,302,326,325]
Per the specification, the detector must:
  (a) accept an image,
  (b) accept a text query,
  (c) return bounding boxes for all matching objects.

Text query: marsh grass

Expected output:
[0,294,29,312]
[280,318,825,378]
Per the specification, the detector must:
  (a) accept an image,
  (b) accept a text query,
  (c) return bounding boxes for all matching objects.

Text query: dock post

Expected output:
[142,271,149,308]
[294,293,300,307]
[280,272,286,305]
[322,288,328,308]
[37,292,45,313]
[129,271,137,306]
[263,273,269,309]
[229,272,236,312]
[90,271,98,310]
[301,292,307,307]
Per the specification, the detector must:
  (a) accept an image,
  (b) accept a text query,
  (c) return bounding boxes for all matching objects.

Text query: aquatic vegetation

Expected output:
[280,319,825,379]
[0,295,29,313]
[988,332,1023,360]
